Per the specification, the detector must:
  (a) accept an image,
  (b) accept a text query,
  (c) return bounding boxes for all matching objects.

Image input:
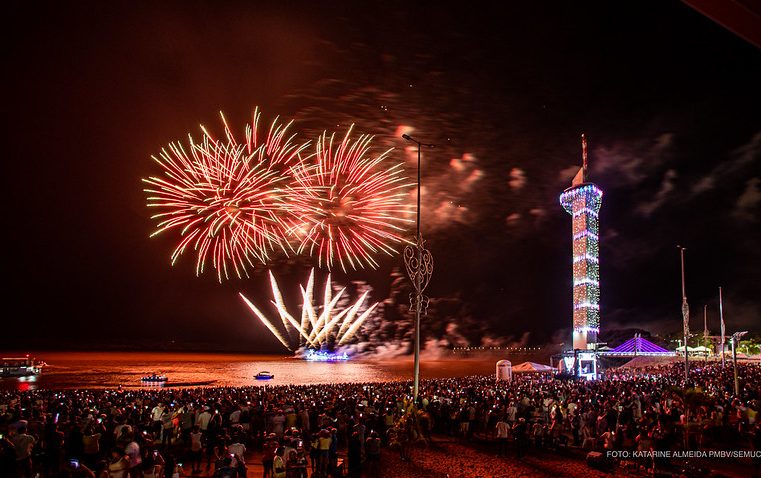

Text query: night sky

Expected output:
[5,1,760,352]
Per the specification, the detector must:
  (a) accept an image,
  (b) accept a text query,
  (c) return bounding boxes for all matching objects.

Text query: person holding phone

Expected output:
[141,447,164,478]
[227,435,246,469]
[82,424,102,468]
[67,459,97,478]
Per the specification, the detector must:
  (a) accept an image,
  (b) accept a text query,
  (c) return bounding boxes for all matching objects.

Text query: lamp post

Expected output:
[703,305,708,362]
[678,246,689,383]
[731,331,748,396]
[402,133,434,402]
[719,287,726,367]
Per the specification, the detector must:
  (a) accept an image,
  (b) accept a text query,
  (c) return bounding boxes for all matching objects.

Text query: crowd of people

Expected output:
[0,361,759,478]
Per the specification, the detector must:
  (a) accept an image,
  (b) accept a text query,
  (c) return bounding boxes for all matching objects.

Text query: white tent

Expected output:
[512,361,554,373]
[496,360,512,381]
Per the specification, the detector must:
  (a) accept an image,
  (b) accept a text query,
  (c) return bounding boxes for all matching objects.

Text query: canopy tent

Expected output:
[676,345,701,352]
[512,361,554,373]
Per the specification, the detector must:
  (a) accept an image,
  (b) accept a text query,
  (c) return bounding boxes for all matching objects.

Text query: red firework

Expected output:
[288,126,414,271]
[142,109,309,281]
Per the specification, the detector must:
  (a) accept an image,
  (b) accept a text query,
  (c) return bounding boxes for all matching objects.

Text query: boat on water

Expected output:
[140,374,168,383]
[255,371,274,380]
[1,356,42,378]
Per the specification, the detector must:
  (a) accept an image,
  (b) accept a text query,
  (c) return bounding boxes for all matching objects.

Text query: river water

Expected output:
[1,351,499,391]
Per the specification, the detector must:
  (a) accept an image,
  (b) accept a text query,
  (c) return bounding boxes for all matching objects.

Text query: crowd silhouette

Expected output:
[0,362,759,477]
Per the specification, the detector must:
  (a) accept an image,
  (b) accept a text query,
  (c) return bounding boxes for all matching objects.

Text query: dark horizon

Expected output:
[4,1,760,353]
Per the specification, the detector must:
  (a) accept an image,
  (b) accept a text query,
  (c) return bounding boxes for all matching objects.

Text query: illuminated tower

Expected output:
[559,135,603,350]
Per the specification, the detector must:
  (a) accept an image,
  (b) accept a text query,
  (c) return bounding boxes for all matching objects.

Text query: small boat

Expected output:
[141,374,168,383]
[255,371,274,380]
[1,356,42,378]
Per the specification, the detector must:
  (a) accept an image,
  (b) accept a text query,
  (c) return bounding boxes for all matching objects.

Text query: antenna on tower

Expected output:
[581,133,588,182]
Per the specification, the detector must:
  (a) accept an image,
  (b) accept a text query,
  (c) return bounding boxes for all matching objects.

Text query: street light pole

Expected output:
[678,246,689,383]
[719,287,726,368]
[703,305,708,362]
[402,134,434,403]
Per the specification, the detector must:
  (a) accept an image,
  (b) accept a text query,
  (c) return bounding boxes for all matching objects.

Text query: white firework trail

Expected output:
[239,268,378,351]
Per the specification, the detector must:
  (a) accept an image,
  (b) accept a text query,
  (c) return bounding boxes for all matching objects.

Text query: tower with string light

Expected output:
[560,135,604,351]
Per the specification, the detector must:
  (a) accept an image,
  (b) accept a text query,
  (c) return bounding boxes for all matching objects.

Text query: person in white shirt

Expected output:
[189,426,203,474]
[507,403,517,424]
[196,407,212,432]
[114,421,132,440]
[228,438,246,468]
[229,407,241,425]
[12,425,36,478]
[151,403,165,435]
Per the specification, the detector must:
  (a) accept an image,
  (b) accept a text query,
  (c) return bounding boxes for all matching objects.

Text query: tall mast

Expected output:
[704,305,709,361]
[719,286,726,367]
[581,133,588,182]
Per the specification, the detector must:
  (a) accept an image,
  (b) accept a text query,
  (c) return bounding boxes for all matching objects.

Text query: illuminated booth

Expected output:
[496,360,512,381]
[557,350,598,380]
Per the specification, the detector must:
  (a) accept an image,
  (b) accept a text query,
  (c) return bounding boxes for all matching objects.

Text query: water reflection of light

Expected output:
[304,350,349,362]
[0,352,500,391]
[16,376,36,392]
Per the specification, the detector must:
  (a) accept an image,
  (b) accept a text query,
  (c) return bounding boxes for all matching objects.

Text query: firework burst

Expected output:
[288,126,414,271]
[239,268,379,351]
[142,109,310,281]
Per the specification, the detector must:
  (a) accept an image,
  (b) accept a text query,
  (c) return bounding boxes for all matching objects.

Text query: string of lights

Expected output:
[560,181,603,349]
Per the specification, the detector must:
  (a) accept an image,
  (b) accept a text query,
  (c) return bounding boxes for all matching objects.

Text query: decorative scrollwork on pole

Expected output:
[404,233,434,315]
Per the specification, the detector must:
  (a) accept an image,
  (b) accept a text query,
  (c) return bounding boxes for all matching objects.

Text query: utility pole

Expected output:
[719,287,726,367]
[703,305,708,361]
[678,246,689,383]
